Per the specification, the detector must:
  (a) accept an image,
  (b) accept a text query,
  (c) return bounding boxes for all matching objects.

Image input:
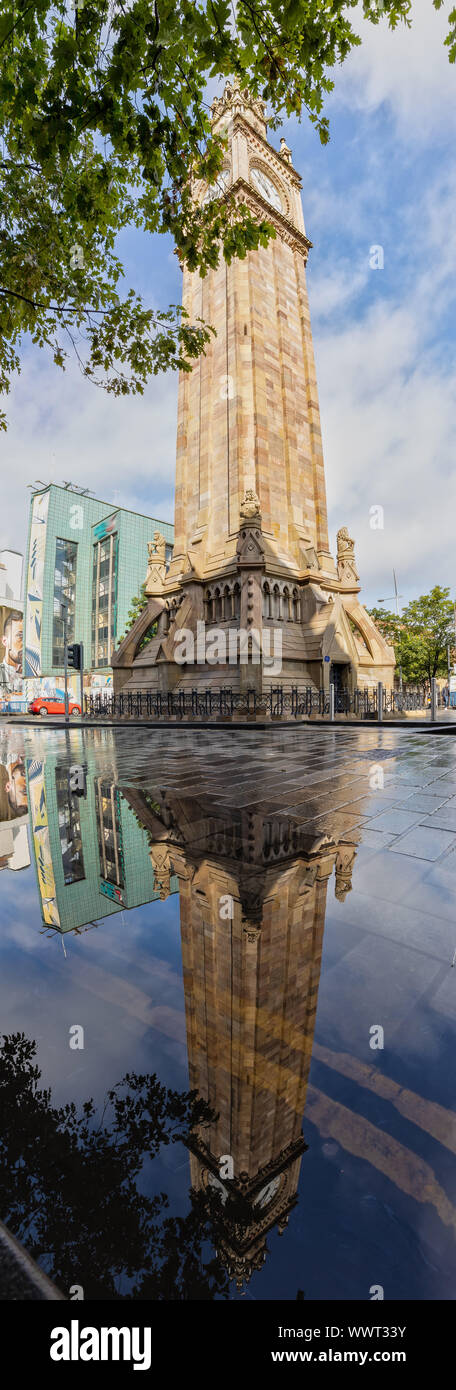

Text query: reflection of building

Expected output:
[23,484,174,699]
[0,550,24,700]
[123,781,357,1288]
[25,750,178,933]
[114,82,394,701]
[0,822,30,872]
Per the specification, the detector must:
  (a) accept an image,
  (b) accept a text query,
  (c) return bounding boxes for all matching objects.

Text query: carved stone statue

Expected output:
[334,846,356,902]
[145,531,167,596]
[336,526,359,585]
[239,489,261,522]
[148,531,166,563]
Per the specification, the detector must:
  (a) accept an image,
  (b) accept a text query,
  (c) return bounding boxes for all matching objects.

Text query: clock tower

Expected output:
[170,78,332,575]
[113,81,395,700]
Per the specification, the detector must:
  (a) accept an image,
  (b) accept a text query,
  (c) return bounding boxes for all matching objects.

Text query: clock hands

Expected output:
[250,167,282,212]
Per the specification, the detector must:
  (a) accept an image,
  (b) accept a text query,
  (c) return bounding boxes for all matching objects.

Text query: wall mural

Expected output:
[0,604,23,694]
[23,675,79,703]
[27,758,61,928]
[24,490,50,677]
[0,754,28,824]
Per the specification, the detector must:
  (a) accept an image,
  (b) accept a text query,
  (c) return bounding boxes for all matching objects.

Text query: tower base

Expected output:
[112,502,395,704]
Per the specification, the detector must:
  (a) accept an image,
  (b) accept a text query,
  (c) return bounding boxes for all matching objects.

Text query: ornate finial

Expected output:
[280,137,292,164]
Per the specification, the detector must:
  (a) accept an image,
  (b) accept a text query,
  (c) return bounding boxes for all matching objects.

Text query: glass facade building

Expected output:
[23,485,173,696]
[91,531,118,667]
[52,537,78,667]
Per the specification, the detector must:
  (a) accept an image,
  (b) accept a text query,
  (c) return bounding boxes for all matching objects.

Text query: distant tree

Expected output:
[368,587,455,684]
[400,586,455,683]
[0,1031,230,1299]
[367,606,402,647]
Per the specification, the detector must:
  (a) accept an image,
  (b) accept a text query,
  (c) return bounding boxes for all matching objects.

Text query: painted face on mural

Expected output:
[2,612,23,669]
[5,758,27,815]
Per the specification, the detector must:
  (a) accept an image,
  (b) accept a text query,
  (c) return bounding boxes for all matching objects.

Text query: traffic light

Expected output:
[67,643,82,670]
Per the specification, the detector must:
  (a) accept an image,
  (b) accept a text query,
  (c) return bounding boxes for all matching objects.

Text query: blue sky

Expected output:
[2,1,456,611]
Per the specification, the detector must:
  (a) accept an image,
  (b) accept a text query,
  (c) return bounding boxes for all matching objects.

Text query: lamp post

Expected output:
[61,596,69,725]
[378,569,404,695]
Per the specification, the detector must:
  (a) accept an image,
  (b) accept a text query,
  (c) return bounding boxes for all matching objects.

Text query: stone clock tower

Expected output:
[113,80,394,699]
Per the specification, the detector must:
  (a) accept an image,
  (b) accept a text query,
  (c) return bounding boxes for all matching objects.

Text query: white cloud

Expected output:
[334,0,456,140]
[1,352,178,555]
[314,168,456,601]
[308,262,370,318]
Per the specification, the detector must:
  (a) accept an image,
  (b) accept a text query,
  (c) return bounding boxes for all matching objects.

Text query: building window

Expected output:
[91,533,118,667]
[95,779,125,889]
[55,767,85,884]
[52,538,78,667]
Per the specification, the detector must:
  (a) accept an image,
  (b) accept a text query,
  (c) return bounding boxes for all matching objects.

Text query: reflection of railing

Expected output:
[84,686,428,722]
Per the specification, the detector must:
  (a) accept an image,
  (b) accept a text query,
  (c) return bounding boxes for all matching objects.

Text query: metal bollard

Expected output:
[329,683,335,722]
[377,681,383,723]
[431,677,437,722]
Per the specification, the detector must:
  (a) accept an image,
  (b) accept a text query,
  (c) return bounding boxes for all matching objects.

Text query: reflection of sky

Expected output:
[0,872,186,1106]
[1,725,456,1300]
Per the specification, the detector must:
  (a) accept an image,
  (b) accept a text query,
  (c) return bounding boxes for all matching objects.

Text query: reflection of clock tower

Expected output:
[121,780,357,1290]
[114,80,394,695]
[175,816,357,1290]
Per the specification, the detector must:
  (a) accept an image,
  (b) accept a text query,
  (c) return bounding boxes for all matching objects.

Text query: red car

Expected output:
[28,697,81,717]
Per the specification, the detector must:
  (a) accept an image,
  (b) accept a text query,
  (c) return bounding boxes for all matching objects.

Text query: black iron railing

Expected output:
[84,686,428,721]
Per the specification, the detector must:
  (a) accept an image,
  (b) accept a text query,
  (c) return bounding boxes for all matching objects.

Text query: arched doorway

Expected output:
[330,661,351,711]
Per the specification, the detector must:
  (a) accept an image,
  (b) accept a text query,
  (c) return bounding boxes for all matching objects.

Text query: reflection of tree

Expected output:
[0,1033,230,1300]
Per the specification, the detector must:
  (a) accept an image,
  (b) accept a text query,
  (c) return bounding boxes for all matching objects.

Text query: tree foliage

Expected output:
[368,585,456,683]
[0,1030,230,1299]
[118,580,156,648]
[0,0,454,425]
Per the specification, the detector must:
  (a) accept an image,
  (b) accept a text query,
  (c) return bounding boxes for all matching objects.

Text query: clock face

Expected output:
[201,168,230,204]
[253,1175,281,1210]
[250,166,282,212]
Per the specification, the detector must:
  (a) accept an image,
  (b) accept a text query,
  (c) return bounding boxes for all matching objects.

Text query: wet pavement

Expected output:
[0,722,455,1300]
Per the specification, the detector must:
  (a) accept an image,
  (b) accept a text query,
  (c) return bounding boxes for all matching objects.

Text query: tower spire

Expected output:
[211,77,268,137]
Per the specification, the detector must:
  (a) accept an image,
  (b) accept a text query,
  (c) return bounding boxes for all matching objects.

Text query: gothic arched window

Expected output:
[223,585,231,620]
